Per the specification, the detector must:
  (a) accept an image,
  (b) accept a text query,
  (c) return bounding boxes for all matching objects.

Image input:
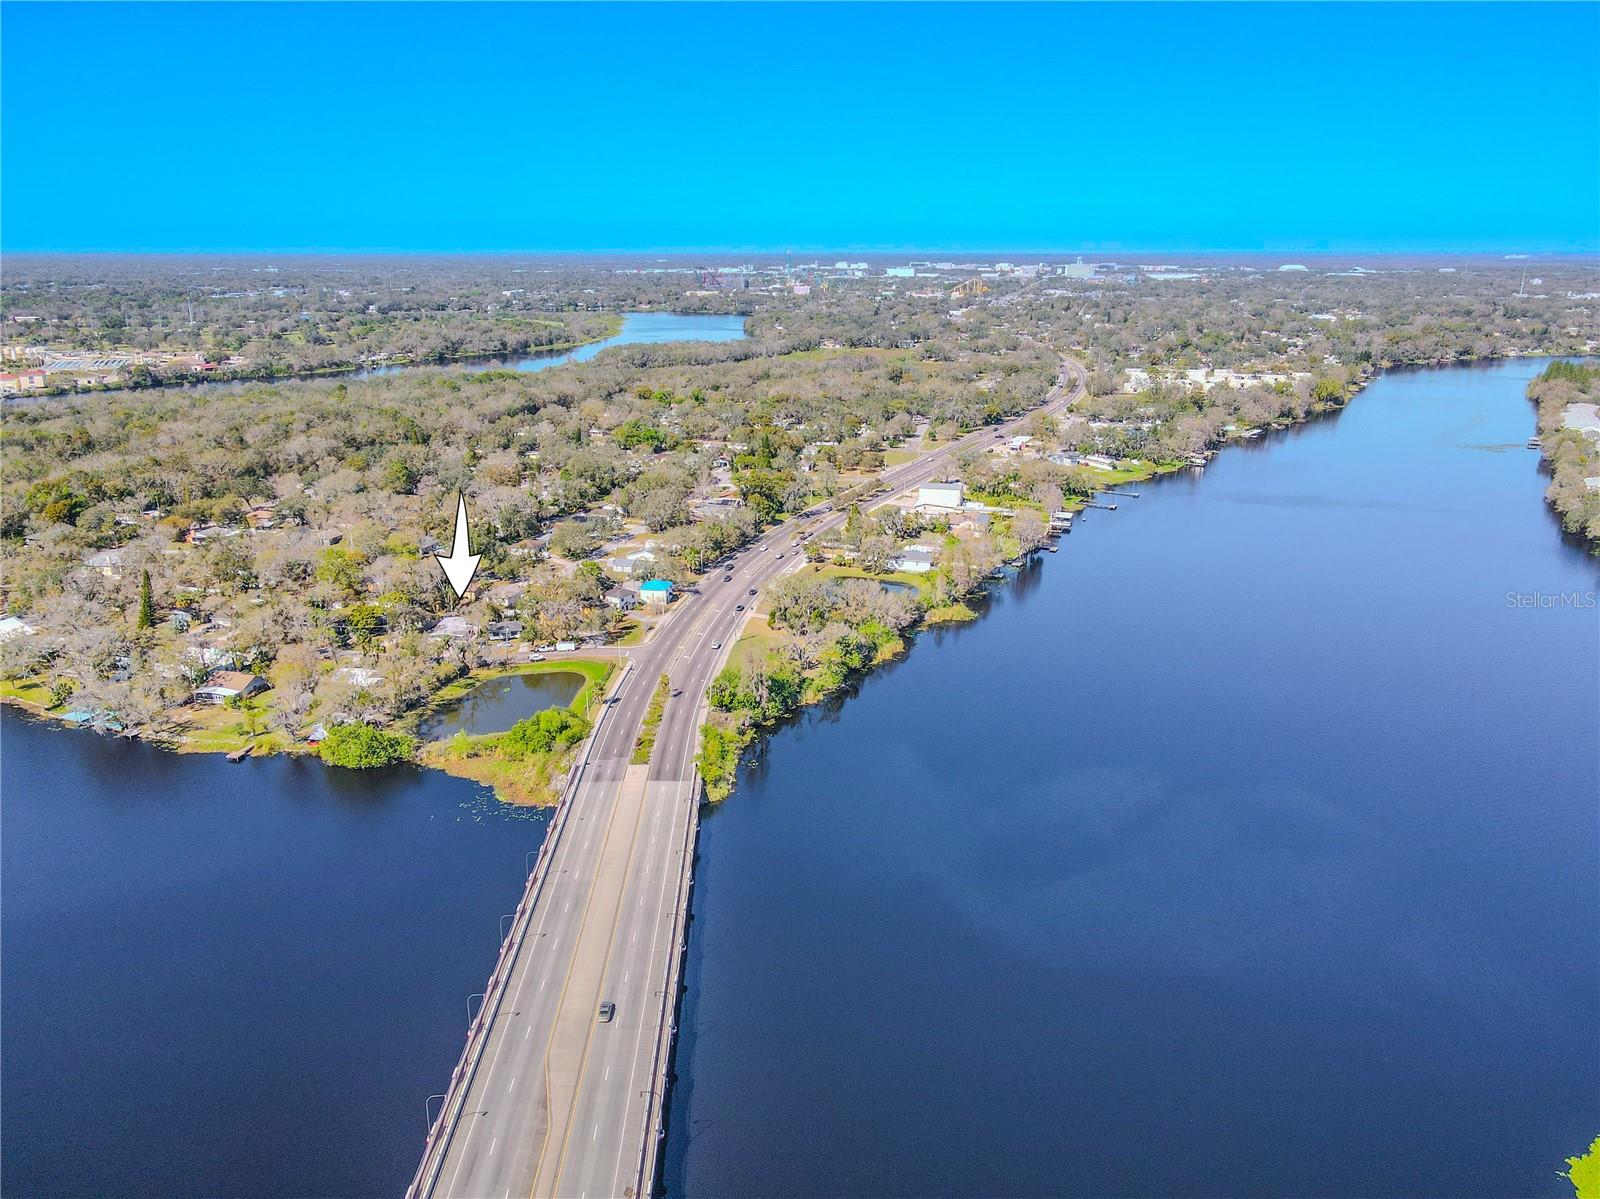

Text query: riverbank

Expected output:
[693,369,1370,803]
[15,316,627,397]
[1526,359,1600,549]
[0,657,615,805]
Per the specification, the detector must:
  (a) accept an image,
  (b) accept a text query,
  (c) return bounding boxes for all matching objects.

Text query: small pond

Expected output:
[416,671,583,740]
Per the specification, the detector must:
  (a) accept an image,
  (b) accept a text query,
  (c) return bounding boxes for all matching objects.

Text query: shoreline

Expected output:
[0,657,617,807]
[0,357,1413,790]
[0,355,1370,789]
[9,318,627,398]
[693,365,1374,802]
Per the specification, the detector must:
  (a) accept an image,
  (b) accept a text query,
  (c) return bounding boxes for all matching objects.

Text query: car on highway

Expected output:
[775,552,784,559]
[748,588,757,595]
[723,575,733,582]
[670,687,683,697]
[711,641,721,650]
[735,604,745,611]
[597,1001,615,1023]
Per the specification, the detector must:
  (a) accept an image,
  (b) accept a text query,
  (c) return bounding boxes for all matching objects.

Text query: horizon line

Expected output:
[4,246,1598,260]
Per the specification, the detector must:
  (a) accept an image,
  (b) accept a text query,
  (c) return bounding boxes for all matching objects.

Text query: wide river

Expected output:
[3,358,1596,1197]
[661,358,1599,1198]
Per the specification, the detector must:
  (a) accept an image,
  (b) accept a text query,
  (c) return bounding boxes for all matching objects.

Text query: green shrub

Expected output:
[502,707,589,760]
[320,722,415,768]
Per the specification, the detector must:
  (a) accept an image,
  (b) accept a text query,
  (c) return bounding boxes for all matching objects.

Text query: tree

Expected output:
[344,602,387,649]
[381,455,419,495]
[136,569,156,630]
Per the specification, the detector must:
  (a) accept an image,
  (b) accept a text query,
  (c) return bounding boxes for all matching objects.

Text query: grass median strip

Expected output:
[631,674,671,765]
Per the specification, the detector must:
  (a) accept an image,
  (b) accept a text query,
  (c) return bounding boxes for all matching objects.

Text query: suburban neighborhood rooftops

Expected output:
[1561,403,1600,436]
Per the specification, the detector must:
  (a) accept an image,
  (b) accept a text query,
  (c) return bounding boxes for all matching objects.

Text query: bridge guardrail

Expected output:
[407,657,635,1199]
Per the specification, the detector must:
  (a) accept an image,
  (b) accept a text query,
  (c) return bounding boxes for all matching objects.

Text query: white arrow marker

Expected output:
[435,492,482,602]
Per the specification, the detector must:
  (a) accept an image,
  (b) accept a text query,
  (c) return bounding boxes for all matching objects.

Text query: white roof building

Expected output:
[428,615,474,639]
[1562,403,1600,438]
[917,482,965,511]
[0,616,35,642]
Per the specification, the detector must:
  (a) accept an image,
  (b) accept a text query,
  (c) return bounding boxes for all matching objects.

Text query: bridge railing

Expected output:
[406,657,635,1199]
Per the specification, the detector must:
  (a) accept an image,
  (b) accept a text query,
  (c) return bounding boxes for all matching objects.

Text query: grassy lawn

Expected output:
[175,699,290,755]
[807,561,939,598]
[729,618,784,674]
[613,618,645,646]
[1,677,55,711]
[884,447,919,466]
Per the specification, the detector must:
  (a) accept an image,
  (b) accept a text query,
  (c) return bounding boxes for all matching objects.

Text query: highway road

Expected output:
[411,353,1085,1199]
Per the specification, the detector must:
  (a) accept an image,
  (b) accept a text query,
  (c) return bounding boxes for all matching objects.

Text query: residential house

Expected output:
[484,581,527,611]
[611,549,658,576]
[639,578,674,606]
[84,548,126,578]
[603,585,638,611]
[428,615,474,639]
[0,369,47,394]
[0,615,35,642]
[1562,403,1600,439]
[194,671,270,704]
[889,548,936,574]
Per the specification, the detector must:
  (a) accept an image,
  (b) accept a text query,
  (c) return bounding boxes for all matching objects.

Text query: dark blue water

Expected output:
[416,670,584,740]
[664,359,1600,1198]
[356,311,748,378]
[0,717,547,1197]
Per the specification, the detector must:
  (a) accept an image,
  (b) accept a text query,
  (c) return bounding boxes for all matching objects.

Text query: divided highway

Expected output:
[410,354,1084,1199]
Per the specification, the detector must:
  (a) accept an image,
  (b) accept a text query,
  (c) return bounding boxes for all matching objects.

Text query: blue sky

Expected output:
[3,2,1597,253]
